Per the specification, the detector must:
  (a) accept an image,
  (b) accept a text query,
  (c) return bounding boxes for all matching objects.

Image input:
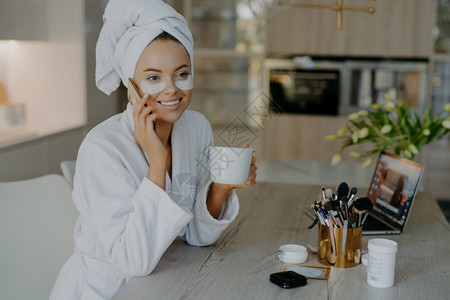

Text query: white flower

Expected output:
[350,151,361,158]
[362,158,373,168]
[331,153,342,166]
[381,124,392,134]
[348,112,359,120]
[404,150,412,158]
[337,127,347,136]
[443,120,450,129]
[423,129,430,136]
[384,93,394,101]
[358,110,369,117]
[408,144,419,155]
[358,128,369,139]
[351,131,359,144]
[445,103,450,112]
[383,101,395,112]
[325,134,337,141]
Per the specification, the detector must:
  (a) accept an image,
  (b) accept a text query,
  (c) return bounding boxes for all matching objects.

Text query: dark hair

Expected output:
[154,31,180,43]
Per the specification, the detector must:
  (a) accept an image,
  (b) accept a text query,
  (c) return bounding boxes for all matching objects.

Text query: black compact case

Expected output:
[269,271,308,289]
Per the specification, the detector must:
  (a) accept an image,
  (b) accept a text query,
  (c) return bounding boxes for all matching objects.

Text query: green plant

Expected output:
[325,95,450,167]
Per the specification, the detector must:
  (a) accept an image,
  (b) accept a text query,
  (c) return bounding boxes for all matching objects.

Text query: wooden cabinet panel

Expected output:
[260,114,372,161]
[266,0,434,57]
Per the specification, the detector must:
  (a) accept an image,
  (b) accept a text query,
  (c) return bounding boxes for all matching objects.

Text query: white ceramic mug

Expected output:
[209,146,253,185]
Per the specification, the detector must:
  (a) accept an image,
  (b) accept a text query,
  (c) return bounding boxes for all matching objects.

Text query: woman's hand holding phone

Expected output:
[132,96,168,188]
[132,96,165,155]
[130,79,168,188]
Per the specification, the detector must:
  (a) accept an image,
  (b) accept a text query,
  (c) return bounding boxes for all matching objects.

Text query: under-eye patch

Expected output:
[140,74,193,94]
[175,74,193,90]
[140,80,166,95]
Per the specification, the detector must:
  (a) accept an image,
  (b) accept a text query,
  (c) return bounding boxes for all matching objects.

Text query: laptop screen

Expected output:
[367,151,424,230]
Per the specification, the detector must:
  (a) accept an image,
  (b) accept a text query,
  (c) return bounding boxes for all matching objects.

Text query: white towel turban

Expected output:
[95,0,194,95]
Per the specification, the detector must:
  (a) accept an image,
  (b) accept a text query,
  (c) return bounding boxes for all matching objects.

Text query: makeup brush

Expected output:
[331,182,347,210]
[353,202,373,227]
[342,219,348,255]
[361,212,369,226]
[322,201,338,255]
[323,201,339,226]
[347,187,358,207]
[336,205,345,222]
[321,186,326,201]
[353,197,374,212]
[308,217,320,229]
[340,196,349,220]
[326,217,337,256]
[337,182,349,202]
[348,213,359,228]
[308,204,325,229]
[352,197,373,227]
[315,204,326,225]
[332,211,343,228]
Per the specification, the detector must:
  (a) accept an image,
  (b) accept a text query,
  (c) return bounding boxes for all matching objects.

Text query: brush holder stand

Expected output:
[317,223,362,268]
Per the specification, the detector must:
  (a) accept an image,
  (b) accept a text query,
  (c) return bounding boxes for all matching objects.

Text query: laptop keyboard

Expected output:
[362,214,394,231]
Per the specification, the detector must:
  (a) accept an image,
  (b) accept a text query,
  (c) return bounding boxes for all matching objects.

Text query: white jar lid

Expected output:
[278,244,308,264]
[368,238,398,254]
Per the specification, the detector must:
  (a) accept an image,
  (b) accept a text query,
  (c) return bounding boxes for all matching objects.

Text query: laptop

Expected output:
[362,151,424,235]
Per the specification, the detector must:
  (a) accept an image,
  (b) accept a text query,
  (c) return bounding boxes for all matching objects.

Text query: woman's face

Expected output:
[134,39,192,124]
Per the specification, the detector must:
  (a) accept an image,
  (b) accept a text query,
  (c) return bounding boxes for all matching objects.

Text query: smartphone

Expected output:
[127,78,156,129]
[127,78,142,103]
[269,271,307,289]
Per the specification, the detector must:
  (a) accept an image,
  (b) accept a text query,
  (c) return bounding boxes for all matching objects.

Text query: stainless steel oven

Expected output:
[264,57,428,116]
[264,58,344,115]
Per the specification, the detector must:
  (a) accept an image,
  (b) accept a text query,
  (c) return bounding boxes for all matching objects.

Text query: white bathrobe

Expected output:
[50,104,239,300]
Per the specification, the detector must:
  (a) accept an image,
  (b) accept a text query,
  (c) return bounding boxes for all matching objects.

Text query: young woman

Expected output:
[50,1,256,299]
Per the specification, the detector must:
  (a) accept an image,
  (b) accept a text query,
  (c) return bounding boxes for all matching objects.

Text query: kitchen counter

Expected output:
[0,122,85,150]
[0,129,38,148]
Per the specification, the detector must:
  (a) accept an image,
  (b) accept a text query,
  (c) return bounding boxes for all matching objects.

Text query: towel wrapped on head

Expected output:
[95,0,194,95]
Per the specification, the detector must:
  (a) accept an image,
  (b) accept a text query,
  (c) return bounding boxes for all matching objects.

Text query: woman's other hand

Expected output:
[206,145,257,218]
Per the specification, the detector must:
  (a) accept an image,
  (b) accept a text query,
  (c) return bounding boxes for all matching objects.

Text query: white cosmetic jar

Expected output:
[278,244,308,264]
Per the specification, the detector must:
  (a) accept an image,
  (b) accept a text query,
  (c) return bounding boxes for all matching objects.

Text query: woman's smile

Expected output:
[157,97,182,110]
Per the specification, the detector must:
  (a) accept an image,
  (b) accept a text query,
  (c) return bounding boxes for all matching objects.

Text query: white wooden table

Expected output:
[113,182,450,300]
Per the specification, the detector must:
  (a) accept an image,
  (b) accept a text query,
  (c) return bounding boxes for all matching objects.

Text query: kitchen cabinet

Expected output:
[266,0,435,58]
[0,0,47,40]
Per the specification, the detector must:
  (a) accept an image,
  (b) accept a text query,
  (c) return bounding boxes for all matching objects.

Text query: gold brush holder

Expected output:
[317,223,362,268]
